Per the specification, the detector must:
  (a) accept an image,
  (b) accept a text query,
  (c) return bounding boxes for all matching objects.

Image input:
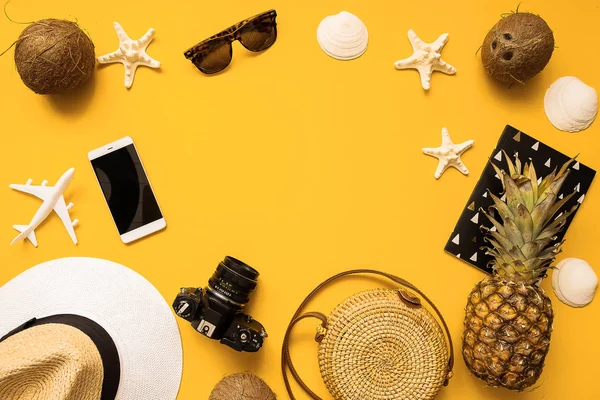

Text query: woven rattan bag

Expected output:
[282,270,454,400]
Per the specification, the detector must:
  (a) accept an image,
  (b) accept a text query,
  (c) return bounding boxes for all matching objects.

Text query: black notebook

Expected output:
[445,125,596,274]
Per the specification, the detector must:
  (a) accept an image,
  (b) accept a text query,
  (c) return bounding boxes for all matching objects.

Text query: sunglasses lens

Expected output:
[194,40,232,74]
[240,20,277,52]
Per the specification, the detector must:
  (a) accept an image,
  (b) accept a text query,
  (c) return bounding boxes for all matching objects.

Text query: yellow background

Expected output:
[1,0,599,398]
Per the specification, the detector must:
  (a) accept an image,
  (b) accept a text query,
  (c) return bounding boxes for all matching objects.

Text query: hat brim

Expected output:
[0,257,182,400]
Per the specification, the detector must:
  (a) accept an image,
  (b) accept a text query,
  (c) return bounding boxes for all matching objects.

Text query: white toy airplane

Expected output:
[9,168,78,247]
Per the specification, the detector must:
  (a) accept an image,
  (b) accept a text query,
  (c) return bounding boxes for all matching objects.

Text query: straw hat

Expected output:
[0,324,105,400]
[0,257,183,400]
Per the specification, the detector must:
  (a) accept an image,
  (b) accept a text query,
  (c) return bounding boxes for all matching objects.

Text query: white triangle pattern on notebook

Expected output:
[452,234,460,245]
[446,127,594,275]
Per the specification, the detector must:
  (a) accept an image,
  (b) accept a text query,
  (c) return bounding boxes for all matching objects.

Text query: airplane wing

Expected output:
[53,196,78,245]
[9,183,54,201]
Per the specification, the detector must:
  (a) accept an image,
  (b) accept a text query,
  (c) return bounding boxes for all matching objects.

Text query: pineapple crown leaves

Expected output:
[482,152,578,283]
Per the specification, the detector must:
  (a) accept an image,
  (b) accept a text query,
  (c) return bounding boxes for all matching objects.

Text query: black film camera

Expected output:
[172,256,267,352]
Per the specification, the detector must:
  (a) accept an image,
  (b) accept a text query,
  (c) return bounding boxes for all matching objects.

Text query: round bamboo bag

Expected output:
[282,270,454,400]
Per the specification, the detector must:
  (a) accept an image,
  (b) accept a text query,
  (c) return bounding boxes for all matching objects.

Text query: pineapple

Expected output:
[462,152,577,391]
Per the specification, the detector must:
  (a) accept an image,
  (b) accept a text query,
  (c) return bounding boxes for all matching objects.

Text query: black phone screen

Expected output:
[90,144,162,234]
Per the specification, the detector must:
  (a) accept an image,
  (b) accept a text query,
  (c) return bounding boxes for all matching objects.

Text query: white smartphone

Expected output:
[88,136,166,243]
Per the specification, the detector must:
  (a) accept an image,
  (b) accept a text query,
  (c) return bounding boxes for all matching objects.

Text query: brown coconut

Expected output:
[481,12,554,83]
[14,19,95,95]
[209,373,276,400]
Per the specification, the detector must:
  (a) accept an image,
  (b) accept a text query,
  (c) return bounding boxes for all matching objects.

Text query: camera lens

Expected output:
[207,256,259,307]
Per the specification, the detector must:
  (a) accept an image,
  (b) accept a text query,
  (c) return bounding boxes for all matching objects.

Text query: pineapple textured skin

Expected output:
[463,276,553,391]
[462,154,575,391]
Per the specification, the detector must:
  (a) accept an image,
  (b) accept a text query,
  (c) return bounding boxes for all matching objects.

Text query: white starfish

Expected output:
[423,127,474,179]
[394,29,456,90]
[98,22,161,88]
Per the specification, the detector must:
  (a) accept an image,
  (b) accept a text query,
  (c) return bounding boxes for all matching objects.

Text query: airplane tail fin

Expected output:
[11,225,38,247]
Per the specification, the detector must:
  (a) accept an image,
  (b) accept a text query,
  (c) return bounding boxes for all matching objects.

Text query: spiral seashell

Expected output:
[552,258,598,308]
[317,11,368,61]
[544,77,598,133]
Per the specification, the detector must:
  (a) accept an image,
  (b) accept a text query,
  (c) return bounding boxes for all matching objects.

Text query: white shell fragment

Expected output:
[394,29,456,90]
[552,258,598,308]
[422,127,474,179]
[317,11,368,60]
[98,22,161,88]
[544,77,598,133]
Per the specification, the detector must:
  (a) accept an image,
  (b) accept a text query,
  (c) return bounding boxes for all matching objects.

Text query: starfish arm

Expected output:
[422,147,443,157]
[113,22,132,44]
[138,28,156,49]
[417,65,433,90]
[123,63,139,89]
[394,55,418,70]
[453,159,470,175]
[140,53,161,68]
[431,33,449,53]
[435,159,449,179]
[455,139,475,154]
[433,59,457,75]
[97,49,124,64]
[422,147,435,156]
[407,29,426,53]
[441,127,454,146]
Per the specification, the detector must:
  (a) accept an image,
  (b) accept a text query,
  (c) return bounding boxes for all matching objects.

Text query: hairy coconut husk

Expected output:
[14,19,95,95]
[209,373,276,400]
[481,12,554,84]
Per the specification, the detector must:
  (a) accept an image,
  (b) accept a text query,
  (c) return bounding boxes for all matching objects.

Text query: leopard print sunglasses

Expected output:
[184,10,278,74]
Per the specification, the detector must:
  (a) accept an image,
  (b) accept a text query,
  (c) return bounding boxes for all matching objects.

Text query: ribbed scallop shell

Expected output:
[317,11,368,61]
[544,77,598,133]
[552,258,598,307]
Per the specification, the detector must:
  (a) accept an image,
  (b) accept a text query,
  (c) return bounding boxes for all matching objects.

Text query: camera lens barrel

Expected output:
[207,257,259,307]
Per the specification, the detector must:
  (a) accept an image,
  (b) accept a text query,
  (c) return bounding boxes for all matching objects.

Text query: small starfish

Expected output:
[394,29,456,90]
[98,22,161,88]
[423,127,474,179]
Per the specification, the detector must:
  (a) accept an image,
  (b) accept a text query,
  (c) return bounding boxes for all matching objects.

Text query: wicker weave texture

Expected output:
[318,289,449,400]
[0,324,103,400]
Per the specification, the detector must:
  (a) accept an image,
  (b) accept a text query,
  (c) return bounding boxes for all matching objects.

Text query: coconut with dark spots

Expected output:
[481,12,554,84]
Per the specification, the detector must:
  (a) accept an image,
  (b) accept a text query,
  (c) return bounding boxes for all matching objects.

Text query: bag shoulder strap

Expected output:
[281,269,454,400]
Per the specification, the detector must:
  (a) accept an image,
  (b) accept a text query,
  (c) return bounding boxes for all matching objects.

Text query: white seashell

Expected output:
[317,11,368,61]
[544,76,598,133]
[552,258,598,307]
